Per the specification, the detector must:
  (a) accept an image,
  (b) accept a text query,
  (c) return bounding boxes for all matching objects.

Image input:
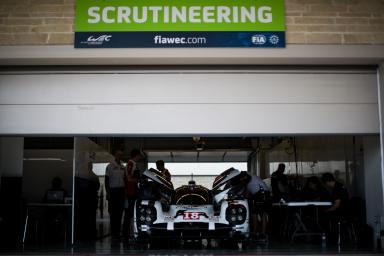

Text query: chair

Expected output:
[23,204,70,244]
[337,219,357,246]
[336,197,362,246]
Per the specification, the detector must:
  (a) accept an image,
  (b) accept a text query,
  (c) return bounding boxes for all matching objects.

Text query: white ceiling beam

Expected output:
[0,45,383,66]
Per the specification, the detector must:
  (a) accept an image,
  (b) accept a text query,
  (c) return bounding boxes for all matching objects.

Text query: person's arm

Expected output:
[326,185,347,212]
[164,169,171,181]
[244,190,252,198]
[326,199,341,212]
[243,180,252,198]
[105,176,110,200]
[105,164,111,200]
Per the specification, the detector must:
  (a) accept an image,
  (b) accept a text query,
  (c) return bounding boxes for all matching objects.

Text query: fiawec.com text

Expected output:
[153,35,207,45]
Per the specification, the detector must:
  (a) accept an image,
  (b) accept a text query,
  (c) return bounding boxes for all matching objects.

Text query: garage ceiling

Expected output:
[146,150,252,163]
[118,137,254,162]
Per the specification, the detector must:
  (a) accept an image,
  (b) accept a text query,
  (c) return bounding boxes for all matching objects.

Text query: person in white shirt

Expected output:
[245,174,270,197]
[243,172,270,240]
[105,148,125,239]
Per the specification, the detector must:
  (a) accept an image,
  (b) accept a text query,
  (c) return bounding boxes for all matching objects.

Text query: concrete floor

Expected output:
[1,236,381,256]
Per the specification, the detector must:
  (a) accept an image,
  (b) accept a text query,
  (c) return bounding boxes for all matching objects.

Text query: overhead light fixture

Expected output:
[23,158,67,162]
[196,142,205,151]
[193,137,205,151]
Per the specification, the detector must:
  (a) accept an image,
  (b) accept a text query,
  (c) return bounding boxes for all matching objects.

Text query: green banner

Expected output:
[75,0,285,32]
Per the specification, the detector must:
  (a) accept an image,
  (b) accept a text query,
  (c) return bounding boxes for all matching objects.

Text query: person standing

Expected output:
[74,161,100,241]
[122,149,142,238]
[156,160,171,182]
[105,149,125,239]
[271,163,289,202]
[242,172,270,239]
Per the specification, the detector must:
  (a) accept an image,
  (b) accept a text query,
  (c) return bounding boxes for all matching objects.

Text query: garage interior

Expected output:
[0,134,379,253]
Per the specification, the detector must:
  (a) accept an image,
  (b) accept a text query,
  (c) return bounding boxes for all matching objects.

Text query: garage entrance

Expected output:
[0,66,382,253]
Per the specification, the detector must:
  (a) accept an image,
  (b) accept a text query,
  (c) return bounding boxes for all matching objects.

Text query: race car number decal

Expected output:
[183,212,201,220]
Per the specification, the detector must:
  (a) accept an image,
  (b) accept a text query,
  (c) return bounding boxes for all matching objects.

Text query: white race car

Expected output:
[133,168,250,244]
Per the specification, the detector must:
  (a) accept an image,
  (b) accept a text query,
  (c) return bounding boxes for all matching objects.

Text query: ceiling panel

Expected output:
[147,150,251,163]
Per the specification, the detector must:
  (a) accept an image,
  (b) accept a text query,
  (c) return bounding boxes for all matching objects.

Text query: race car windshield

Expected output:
[174,183,211,205]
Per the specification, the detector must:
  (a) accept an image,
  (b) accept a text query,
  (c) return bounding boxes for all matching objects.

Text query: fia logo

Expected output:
[251,34,267,45]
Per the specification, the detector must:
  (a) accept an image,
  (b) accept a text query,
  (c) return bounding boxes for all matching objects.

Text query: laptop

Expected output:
[46,190,65,203]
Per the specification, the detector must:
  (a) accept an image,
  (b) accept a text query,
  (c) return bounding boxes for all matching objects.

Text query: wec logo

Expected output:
[87,35,112,42]
[81,34,112,46]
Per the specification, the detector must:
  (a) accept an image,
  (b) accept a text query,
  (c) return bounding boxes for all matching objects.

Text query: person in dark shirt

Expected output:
[301,176,328,201]
[321,172,349,217]
[321,172,349,241]
[156,160,171,182]
[271,163,289,202]
[105,148,125,239]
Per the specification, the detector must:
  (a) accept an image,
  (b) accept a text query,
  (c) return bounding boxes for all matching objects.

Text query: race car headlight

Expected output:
[137,204,157,226]
[226,204,246,225]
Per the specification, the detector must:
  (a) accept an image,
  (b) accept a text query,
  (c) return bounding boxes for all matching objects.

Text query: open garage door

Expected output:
[0,68,379,135]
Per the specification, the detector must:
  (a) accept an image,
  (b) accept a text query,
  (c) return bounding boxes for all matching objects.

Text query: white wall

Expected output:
[1,45,384,66]
[74,137,111,180]
[378,63,384,239]
[0,137,23,177]
[0,71,379,135]
[22,149,73,203]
